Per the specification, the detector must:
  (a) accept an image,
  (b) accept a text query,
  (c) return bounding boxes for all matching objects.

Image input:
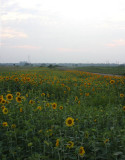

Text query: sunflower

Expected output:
[65,117,74,127]
[120,94,124,98]
[41,93,45,96]
[11,124,16,129]
[6,94,13,100]
[0,98,2,104]
[59,106,63,110]
[75,96,78,101]
[16,92,21,96]
[2,122,8,127]
[79,146,85,156]
[2,108,8,114]
[15,78,19,82]
[110,80,115,84]
[20,107,23,112]
[1,99,6,104]
[16,96,22,103]
[0,95,3,99]
[85,93,89,96]
[1,106,5,110]
[104,139,109,144]
[66,141,74,149]
[29,100,34,104]
[37,106,42,111]
[52,103,57,109]
[123,106,125,111]
[56,139,59,147]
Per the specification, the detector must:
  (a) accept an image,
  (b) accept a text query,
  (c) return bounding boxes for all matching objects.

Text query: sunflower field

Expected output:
[0,67,125,160]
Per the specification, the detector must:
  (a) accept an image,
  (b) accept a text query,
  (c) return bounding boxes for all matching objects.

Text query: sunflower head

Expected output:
[16,92,21,96]
[67,141,74,149]
[56,139,59,147]
[123,106,125,111]
[120,94,124,98]
[6,94,13,100]
[65,117,74,127]
[110,80,115,84]
[52,103,57,109]
[79,146,85,157]
[59,106,63,110]
[16,96,22,103]
[2,108,8,114]
[3,122,8,127]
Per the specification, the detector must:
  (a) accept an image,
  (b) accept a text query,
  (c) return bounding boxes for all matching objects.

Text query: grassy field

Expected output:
[0,66,125,160]
[73,66,125,75]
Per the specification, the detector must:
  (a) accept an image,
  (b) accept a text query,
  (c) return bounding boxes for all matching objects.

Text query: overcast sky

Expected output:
[0,0,125,63]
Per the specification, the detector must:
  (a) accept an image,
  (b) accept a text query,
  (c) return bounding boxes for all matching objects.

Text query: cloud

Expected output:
[1,12,36,22]
[107,39,125,47]
[1,28,28,39]
[11,45,41,50]
[57,48,83,52]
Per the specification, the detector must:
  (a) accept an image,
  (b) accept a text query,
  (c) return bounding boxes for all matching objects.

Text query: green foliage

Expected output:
[0,67,125,159]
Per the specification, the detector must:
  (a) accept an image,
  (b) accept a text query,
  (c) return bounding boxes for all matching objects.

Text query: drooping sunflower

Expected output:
[2,122,8,127]
[56,139,59,147]
[66,141,74,149]
[20,107,23,112]
[0,95,3,103]
[52,103,57,109]
[2,108,8,114]
[79,146,85,157]
[104,139,109,144]
[65,117,74,127]
[16,96,22,103]
[6,94,13,101]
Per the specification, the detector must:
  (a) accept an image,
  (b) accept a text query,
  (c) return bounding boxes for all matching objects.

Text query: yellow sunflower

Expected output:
[6,94,13,100]
[52,103,57,109]
[41,93,45,96]
[79,146,85,156]
[120,94,124,98]
[104,139,109,144]
[123,106,125,111]
[29,100,34,104]
[110,80,115,84]
[16,96,22,103]
[85,93,89,97]
[3,122,8,127]
[56,139,59,147]
[11,124,16,129]
[66,141,74,149]
[65,117,74,127]
[37,106,42,111]
[20,107,23,112]
[16,92,21,96]
[1,99,6,104]
[2,108,8,114]
[59,106,63,110]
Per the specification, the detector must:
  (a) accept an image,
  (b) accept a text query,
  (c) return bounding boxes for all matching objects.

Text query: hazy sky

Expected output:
[0,0,125,63]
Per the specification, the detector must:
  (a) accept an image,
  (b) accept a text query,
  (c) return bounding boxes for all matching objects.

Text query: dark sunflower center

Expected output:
[68,120,72,124]
[8,96,11,99]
